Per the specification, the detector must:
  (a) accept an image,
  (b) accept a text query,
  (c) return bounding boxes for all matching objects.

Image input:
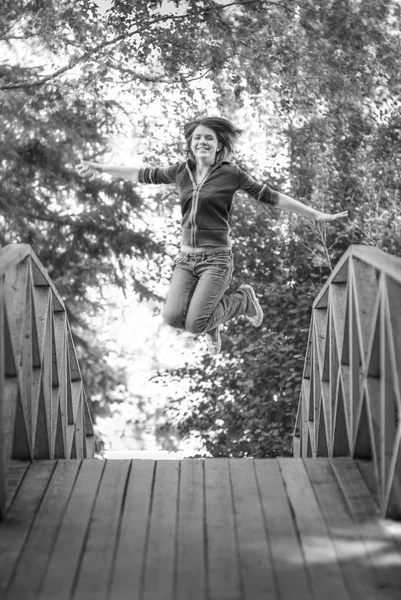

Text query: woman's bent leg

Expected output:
[185,252,247,335]
[163,260,198,330]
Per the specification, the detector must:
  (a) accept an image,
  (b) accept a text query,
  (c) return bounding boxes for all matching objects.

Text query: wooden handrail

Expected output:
[293,244,401,519]
[0,244,94,519]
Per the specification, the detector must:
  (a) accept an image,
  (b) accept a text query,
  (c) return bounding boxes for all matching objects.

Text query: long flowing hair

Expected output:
[184,116,242,163]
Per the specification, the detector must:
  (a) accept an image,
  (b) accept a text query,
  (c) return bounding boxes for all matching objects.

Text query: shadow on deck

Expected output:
[1,457,401,600]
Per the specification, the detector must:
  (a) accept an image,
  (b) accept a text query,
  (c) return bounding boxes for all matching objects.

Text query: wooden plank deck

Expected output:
[1,458,401,600]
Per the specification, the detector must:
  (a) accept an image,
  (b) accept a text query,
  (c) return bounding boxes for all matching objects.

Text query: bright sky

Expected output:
[93,0,189,16]
[93,0,113,16]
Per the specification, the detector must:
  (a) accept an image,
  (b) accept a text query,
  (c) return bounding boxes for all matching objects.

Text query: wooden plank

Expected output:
[254,459,313,600]
[83,390,94,438]
[278,458,352,600]
[352,259,380,356]
[30,254,64,312]
[330,458,379,518]
[71,459,130,600]
[305,458,392,600]
[0,245,64,308]
[356,460,380,507]
[229,459,278,600]
[331,282,348,350]
[5,460,81,600]
[38,459,104,600]
[312,246,401,314]
[313,249,349,308]
[0,244,31,277]
[352,246,401,286]
[5,261,29,370]
[51,311,66,454]
[204,458,241,600]
[0,461,56,596]
[30,257,49,287]
[0,276,6,520]
[331,458,401,593]
[84,431,95,460]
[5,460,30,511]
[109,460,155,600]
[142,460,180,600]
[67,323,82,382]
[175,459,206,600]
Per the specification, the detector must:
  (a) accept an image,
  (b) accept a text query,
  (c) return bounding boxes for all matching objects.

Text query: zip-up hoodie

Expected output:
[138,160,279,247]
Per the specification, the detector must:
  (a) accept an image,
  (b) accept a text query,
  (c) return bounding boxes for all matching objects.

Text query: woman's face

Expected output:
[190,125,221,165]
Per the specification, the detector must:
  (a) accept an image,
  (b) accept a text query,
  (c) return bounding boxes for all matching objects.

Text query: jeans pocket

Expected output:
[174,253,188,265]
[205,251,232,267]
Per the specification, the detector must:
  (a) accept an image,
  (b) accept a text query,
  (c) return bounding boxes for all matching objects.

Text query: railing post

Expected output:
[0,273,6,518]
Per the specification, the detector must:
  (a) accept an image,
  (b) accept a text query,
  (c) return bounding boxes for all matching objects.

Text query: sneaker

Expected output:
[206,326,221,356]
[239,284,264,327]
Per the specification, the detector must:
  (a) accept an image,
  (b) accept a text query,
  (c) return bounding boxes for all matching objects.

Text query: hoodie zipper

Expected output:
[186,162,218,247]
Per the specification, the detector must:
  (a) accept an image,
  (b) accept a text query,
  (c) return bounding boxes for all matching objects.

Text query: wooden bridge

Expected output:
[1,244,401,600]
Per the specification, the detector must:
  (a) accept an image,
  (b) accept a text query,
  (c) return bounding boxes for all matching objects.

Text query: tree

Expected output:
[0,1,168,420]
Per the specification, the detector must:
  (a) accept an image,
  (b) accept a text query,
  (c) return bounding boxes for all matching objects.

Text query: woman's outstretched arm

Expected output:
[76,160,141,182]
[276,192,348,222]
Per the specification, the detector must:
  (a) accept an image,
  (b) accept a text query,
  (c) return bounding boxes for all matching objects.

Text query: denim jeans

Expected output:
[163,249,247,335]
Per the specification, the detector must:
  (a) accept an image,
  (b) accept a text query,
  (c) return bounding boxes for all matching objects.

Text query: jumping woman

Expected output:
[76,116,347,355]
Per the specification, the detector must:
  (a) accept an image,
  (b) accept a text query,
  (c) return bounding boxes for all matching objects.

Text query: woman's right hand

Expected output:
[76,160,103,179]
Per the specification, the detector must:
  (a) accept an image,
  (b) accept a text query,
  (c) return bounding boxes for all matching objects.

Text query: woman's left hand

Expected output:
[315,210,348,222]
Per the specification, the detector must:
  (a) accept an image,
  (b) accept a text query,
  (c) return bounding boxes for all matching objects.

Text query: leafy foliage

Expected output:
[0,0,175,416]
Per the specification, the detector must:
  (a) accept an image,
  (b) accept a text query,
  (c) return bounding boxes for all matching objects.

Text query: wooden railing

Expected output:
[0,244,94,518]
[293,244,401,518]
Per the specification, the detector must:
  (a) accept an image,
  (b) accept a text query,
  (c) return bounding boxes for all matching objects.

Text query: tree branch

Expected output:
[0,14,25,39]
[0,60,80,89]
[1,33,40,40]
[108,61,168,83]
